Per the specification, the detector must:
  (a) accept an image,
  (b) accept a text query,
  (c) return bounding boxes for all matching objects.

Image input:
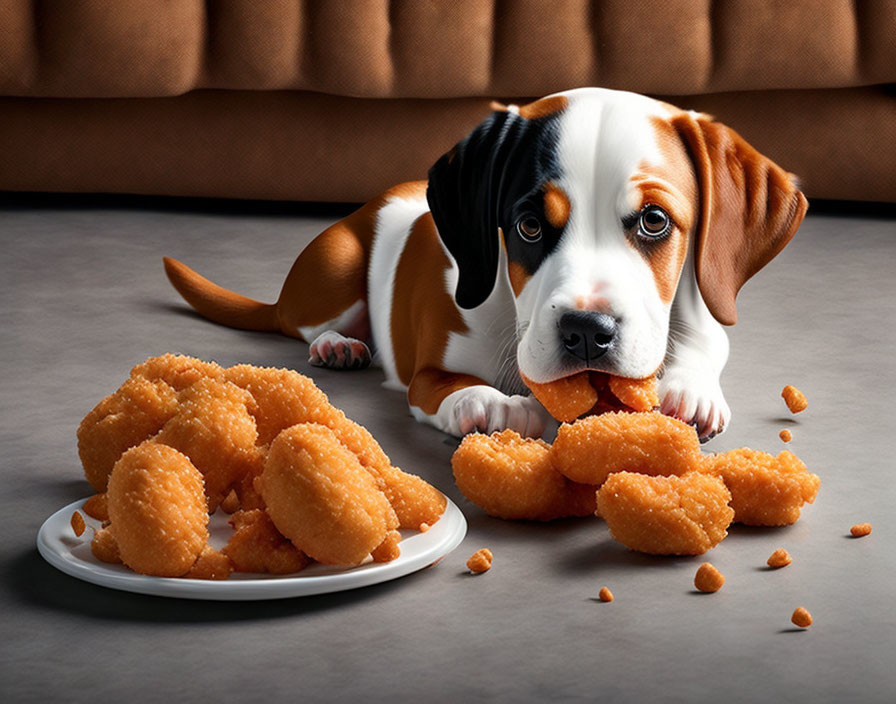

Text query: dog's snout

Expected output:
[558,310,617,363]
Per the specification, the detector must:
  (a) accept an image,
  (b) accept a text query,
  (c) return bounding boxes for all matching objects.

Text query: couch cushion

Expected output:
[1,0,893,99]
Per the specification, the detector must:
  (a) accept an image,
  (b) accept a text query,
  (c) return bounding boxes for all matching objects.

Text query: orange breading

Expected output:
[700,448,820,526]
[694,563,725,592]
[370,530,402,563]
[130,353,224,391]
[82,493,109,521]
[451,429,596,521]
[186,546,233,580]
[521,372,597,422]
[222,509,311,574]
[77,376,179,492]
[850,523,872,537]
[261,424,399,566]
[791,607,813,628]
[225,364,445,528]
[466,548,493,573]
[223,364,331,445]
[91,527,121,564]
[153,378,263,509]
[779,429,793,442]
[767,548,792,568]
[782,385,808,414]
[598,586,614,602]
[597,471,733,555]
[70,511,86,537]
[607,375,659,412]
[107,442,209,577]
[552,412,700,486]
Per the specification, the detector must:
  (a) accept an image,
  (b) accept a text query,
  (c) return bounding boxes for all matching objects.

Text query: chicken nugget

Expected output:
[82,493,109,521]
[224,364,332,445]
[521,372,597,422]
[77,376,179,492]
[106,442,209,576]
[261,424,399,566]
[700,448,820,526]
[186,546,233,580]
[223,509,311,574]
[452,430,596,521]
[226,364,445,527]
[597,471,733,555]
[607,375,659,413]
[130,353,224,391]
[552,412,700,486]
[154,378,263,509]
[782,385,808,414]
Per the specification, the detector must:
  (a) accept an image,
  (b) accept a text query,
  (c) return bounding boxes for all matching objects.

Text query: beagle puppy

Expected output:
[164,87,807,441]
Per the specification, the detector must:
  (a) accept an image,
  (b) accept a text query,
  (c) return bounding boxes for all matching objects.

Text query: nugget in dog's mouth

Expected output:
[521,371,658,421]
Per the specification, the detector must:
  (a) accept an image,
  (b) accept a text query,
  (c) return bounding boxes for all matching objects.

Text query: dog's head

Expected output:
[427,87,807,383]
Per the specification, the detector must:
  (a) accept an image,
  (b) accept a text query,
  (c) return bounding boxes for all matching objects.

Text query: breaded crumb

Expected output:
[466,548,493,574]
[220,489,240,514]
[767,548,792,568]
[91,527,121,564]
[694,563,725,592]
[779,429,792,442]
[70,511,86,537]
[791,607,813,628]
[850,523,872,537]
[82,493,108,521]
[598,586,614,602]
[782,385,808,414]
[419,522,430,533]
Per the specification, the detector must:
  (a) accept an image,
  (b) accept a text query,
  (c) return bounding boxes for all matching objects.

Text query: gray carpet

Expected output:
[1,194,894,703]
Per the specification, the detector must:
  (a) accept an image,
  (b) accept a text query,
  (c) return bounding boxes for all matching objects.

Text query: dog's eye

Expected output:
[516,215,542,243]
[638,205,672,238]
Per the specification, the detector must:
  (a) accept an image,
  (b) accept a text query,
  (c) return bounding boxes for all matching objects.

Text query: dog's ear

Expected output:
[427,110,520,309]
[673,113,808,325]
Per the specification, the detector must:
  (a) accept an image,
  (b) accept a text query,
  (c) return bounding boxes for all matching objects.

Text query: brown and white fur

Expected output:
[164,88,807,441]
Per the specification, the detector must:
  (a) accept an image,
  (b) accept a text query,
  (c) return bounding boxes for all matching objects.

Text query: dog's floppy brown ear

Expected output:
[672,113,808,325]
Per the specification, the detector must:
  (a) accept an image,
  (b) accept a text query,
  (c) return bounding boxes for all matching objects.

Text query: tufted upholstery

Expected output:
[0,0,893,201]
[2,0,894,98]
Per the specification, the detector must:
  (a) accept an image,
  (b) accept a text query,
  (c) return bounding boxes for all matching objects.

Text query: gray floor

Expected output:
[1,194,894,703]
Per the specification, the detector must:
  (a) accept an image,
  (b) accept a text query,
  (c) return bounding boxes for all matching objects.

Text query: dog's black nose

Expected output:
[559,311,617,363]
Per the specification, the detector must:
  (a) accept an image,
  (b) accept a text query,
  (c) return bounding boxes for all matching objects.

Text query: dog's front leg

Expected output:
[660,257,731,442]
[408,368,553,439]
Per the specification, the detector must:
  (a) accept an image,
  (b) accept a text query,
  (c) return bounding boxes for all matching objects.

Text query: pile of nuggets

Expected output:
[452,374,820,555]
[76,354,445,578]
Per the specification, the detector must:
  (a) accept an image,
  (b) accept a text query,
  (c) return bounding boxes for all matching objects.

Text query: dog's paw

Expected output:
[309,331,371,370]
[658,367,731,442]
[443,386,553,438]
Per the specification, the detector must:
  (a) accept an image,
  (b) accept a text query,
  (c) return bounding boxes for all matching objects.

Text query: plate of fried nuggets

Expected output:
[38,354,466,599]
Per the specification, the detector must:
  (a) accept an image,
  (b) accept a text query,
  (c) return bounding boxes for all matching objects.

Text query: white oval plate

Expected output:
[38,495,466,600]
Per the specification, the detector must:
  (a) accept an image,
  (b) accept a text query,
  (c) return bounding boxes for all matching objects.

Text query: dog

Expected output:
[164,87,807,441]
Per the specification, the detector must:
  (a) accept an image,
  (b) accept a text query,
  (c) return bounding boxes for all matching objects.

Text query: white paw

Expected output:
[441,386,554,438]
[309,331,371,370]
[658,367,731,442]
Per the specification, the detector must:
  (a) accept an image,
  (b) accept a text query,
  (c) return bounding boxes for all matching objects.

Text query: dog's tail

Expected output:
[163,257,280,332]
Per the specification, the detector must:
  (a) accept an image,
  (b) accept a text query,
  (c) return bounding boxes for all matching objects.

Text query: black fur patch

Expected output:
[427,107,566,309]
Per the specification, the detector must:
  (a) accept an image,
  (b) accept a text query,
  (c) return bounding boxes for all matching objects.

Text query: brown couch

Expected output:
[1,0,893,203]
